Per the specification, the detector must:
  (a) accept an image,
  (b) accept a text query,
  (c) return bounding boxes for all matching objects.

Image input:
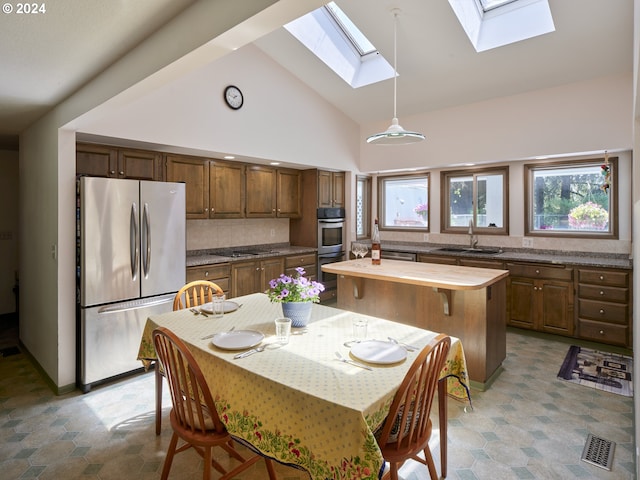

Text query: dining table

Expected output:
[137,293,471,480]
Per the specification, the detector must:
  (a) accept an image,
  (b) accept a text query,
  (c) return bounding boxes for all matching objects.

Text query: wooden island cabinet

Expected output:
[323,259,509,389]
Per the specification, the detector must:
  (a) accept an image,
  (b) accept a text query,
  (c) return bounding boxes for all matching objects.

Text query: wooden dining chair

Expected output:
[153,327,277,480]
[375,334,451,480]
[155,280,225,435]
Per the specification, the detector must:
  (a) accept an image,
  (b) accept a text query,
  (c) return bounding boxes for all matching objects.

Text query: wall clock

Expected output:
[224,85,243,110]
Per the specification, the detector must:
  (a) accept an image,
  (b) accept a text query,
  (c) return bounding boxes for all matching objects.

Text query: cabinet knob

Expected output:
[599,275,605,280]
[533,286,538,291]
[535,269,540,275]
[119,171,124,176]
[204,271,209,277]
[599,290,604,296]
[110,170,116,175]
[599,309,605,315]
[599,330,605,335]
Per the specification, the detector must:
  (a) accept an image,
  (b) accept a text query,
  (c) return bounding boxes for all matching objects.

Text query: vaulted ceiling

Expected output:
[0,0,633,150]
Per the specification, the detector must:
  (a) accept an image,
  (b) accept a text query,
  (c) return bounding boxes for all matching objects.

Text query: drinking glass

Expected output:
[351,242,359,261]
[358,244,368,261]
[275,317,292,345]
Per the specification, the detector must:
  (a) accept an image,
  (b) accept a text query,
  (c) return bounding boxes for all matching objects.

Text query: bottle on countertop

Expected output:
[371,218,381,265]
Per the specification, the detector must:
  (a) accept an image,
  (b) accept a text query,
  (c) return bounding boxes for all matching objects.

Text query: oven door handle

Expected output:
[318,219,344,224]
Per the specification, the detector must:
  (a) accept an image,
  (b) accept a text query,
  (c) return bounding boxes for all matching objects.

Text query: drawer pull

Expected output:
[205,271,209,277]
[599,290,604,296]
[599,309,605,315]
[600,330,605,335]
[535,269,540,275]
[599,275,604,280]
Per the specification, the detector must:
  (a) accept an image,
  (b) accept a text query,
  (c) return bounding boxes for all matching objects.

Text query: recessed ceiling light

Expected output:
[270,162,281,166]
[224,155,235,160]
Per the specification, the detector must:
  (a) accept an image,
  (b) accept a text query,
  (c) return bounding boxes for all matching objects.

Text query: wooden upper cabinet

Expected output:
[165,154,209,219]
[210,161,245,218]
[118,149,163,181]
[277,169,301,218]
[318,170,345,208]
[76,143,161,180]
[246,165,277,217]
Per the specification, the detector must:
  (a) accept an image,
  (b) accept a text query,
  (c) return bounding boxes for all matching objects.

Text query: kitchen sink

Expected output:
[433,247,501,255]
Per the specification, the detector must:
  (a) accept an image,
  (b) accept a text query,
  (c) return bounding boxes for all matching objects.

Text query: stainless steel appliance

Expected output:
[77,177,185,392]
[317,207,345,255]
[317,208,345,296]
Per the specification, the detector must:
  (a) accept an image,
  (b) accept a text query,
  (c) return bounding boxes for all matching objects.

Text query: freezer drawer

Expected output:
[78,294,174,392]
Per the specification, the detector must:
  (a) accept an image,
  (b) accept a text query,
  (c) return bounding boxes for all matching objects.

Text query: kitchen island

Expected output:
[322,259,509,389]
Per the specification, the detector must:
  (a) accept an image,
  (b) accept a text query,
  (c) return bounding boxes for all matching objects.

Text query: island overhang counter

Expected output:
[322,259,509,389]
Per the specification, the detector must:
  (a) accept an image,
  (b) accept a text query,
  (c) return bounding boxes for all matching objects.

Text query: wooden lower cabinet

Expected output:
[231,257,285,298]
[576,267,631,347]
[506,263,574,337]
[186,264,231,296]
[417,254,457,265]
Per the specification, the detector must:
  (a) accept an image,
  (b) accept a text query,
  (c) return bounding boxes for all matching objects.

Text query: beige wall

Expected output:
[0,149,19,314]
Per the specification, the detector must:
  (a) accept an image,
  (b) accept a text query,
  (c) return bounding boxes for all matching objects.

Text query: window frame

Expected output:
[355,175,372,240]
[524,157,618,239]
[440,166,509,235]
[377,173,430,232]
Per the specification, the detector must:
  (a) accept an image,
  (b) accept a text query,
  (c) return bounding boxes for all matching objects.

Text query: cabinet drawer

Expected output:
[578,269,629,287]
[578,284,628,303]
[286,265,317,280]
[285,254,316,268]
[578,299,628,324]
[459,259,505,269]
[418,254,457,265]
[507,263,572,281]
[187,264,231,285]
[578,318,628,346]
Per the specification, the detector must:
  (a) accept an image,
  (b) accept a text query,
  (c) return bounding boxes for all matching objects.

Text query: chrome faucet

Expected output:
[468,219,478,248]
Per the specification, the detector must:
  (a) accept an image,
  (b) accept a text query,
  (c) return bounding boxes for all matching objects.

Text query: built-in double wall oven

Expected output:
[317,208,345,294]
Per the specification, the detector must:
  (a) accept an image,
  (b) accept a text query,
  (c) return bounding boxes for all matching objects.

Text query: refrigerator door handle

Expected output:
[130,202,139,281]
[142,202,151,278]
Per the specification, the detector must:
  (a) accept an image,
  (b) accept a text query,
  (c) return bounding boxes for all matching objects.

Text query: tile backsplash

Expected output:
[187,218,290,251]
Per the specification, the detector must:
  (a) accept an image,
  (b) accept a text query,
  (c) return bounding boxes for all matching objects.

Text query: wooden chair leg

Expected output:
[265,458,277,479]
[160,432,179,480]
[155,364,162,435]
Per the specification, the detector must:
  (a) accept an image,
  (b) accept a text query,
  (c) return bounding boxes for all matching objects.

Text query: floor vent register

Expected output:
[581,433,615,471]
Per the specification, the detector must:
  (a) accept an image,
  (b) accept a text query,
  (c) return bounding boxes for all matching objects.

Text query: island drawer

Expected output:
[578,318,628,346]
[507,263,573,281]
[578,284,628,303]
[578,269,629,287]
[578,299,628,324]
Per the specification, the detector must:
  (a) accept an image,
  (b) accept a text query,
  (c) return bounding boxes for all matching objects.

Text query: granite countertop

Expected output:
[187,244,317,267]
[380,242,632,270]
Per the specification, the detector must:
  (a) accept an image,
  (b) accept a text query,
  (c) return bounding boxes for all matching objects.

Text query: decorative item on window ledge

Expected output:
[413,202,428,220]
[600,151,611,193]
[266,267,325,327]
[366,9,425,145]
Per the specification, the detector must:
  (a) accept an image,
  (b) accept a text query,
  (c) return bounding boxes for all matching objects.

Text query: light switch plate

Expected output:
[522,237,533,248]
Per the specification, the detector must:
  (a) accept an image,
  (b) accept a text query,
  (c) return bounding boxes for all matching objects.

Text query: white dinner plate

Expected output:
[200,300,241,314]
[211,330,264,350]
[350,340,407,365]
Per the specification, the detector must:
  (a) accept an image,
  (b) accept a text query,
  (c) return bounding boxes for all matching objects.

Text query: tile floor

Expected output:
[0,318,635,479]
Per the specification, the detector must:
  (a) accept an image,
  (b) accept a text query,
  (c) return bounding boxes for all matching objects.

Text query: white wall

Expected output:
[0,149,19,314]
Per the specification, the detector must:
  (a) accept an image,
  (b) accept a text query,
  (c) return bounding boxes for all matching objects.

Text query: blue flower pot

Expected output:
[282,302,312,328]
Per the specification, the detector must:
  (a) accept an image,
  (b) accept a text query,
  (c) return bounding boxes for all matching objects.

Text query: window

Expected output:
[525,158,617,238]
[356,175,372,239]
[441,167,508,234]
[378,174,429,231]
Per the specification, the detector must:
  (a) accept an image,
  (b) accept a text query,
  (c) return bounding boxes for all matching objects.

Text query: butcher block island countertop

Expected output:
[322,259,509,389]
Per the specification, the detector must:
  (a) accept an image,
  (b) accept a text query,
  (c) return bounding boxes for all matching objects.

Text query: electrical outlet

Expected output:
[270,228,275,237]
[522,237,533,248]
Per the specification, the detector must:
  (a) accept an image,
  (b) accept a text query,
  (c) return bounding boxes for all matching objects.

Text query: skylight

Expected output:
[449,0,555,52]
[284,2,393,88]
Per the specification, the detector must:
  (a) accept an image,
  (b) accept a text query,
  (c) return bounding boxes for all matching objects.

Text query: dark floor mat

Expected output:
[0,346,20,357]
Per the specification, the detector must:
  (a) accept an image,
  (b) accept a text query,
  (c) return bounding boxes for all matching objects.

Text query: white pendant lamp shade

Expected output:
[367,9,425,145]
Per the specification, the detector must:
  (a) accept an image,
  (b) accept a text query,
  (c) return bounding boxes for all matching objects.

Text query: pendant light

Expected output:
[367,8,425,145]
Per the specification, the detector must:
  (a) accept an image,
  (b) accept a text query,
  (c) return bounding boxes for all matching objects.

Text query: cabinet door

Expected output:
[317,170,333,208]
[331,171,345,208]
[231,261,260,297]
[246,166,276,217]
[507,277,536,329]
[118,149,163,181]
[76,144,117,177]
[540,280,573,335]
[260,257,285,291]
[277,169,301,217]
[210,161,245,218]
[166,155,209,219]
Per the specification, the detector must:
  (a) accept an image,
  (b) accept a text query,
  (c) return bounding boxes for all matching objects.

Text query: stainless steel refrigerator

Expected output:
[78,177,185,392]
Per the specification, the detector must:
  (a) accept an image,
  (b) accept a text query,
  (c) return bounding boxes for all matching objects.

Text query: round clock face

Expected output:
[224,85,243,110]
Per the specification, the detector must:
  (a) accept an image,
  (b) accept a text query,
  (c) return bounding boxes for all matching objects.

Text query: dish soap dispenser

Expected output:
[371,218,381,265]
